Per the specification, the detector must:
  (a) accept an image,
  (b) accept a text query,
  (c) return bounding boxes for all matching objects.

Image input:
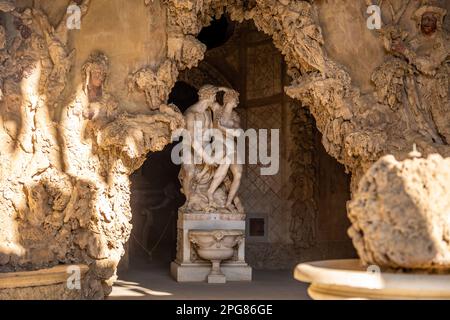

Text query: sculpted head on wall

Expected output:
[82,52,109,103]
[413,3,447,35]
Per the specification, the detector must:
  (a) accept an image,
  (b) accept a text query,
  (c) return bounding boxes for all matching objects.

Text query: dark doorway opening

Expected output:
[197,14,235,50]
[127,82,197,268]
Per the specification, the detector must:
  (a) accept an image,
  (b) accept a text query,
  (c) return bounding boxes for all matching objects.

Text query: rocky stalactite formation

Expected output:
[348,153,450,271]
[0,2,184,299]
[127,60,180,111]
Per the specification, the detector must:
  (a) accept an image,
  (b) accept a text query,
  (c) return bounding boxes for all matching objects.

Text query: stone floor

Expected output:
[109,261,310,300]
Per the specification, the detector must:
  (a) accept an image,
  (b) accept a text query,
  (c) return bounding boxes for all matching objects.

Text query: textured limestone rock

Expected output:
[0,284,84,300]
[348,154,450,270]
[127,61,180,110]
[0,2,185,299]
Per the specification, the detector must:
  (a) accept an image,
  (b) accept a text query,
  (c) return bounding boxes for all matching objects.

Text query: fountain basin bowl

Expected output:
[196,248,234,261]
[189,229,244,262]
[295,259,450,300]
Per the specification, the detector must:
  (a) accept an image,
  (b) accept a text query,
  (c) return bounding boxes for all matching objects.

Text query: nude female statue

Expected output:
[207,89,243,209]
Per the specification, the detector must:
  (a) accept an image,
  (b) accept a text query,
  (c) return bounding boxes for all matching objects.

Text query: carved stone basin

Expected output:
[295,259,450,300]
[189,230,244,283]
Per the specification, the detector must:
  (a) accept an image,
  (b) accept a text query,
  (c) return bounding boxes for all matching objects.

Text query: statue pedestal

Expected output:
[170,212,252,283]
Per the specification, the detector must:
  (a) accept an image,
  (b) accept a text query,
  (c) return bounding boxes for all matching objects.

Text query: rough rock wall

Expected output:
[0,0,183,299]
[348,154,450,270]
[183,21,353,267]
[316,0,387,94]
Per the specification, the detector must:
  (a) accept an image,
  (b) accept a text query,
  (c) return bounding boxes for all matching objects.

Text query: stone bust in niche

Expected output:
[420,12,438,35]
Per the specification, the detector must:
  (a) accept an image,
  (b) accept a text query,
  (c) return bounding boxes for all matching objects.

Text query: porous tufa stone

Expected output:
[348,154,450,271]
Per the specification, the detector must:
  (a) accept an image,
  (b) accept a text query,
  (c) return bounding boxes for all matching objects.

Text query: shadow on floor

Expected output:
[109,260,310,300]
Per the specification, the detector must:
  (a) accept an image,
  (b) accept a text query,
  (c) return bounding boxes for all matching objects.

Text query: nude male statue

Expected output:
[181,84,221,207]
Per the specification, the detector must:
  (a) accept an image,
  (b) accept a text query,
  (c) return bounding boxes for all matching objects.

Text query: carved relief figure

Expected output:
[83,52,108,103]
[373,1,449,144]
[81,52,119,124]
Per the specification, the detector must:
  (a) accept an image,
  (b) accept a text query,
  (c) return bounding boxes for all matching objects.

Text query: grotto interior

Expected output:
[0,0,449,300]
[123,17,354,276]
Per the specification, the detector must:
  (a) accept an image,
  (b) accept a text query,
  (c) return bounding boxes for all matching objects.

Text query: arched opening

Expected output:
[115,15,355,298]
[185,18,355,269]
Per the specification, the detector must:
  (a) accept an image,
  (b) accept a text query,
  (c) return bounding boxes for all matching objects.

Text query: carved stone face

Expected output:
[223,91,239,109]
[224,98,238,109]
[198,85,218,104]
[87,67,106,102]
[90,69,106,88]
[421,12,438,35]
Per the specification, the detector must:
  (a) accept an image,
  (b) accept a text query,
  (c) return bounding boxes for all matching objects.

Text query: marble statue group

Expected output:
[179,85,245,214]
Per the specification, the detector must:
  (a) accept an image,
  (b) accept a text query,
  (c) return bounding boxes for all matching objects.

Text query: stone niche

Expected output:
[348,153,450,271]
[178,20,355,270]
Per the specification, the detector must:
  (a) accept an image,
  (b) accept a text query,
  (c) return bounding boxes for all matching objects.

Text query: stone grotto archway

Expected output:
[122,13,355,272]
